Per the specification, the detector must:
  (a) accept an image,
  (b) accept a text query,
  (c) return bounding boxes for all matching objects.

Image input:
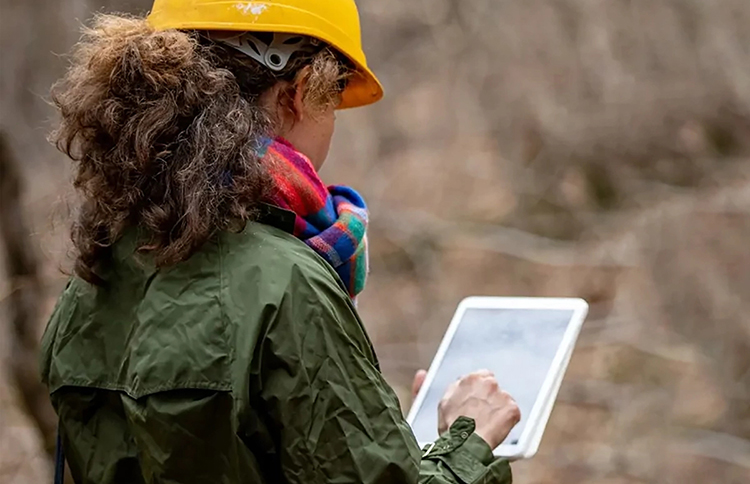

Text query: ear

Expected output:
[290,76,308,122]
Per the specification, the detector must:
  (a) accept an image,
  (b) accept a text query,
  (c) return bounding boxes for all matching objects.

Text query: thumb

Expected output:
[411,369,428,401]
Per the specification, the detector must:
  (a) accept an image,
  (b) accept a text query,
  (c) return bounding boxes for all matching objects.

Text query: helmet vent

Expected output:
[210,32,320,72]
[243,38,262,56]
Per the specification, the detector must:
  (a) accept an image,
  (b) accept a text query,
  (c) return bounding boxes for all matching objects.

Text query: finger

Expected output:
[411,369,427,400]
[500,399,521,424]
[461,369,493,383]
[509,402,522,423]
[484,377,500,393]
[500,389,517,404]
[444,378,460,396]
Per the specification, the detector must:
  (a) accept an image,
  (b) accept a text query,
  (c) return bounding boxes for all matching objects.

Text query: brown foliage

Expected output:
[3,0,750,483]
[0,132,57,457]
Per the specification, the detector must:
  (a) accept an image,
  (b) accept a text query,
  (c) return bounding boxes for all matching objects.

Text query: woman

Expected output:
[40,1,521,483]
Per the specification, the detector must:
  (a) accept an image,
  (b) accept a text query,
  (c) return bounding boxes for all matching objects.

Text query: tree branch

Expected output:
[371,207,636,268]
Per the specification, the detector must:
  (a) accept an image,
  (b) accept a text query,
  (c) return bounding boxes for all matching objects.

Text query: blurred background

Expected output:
[2,0,750,483]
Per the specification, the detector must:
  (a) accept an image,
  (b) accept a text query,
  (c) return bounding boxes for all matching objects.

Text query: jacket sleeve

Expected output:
[254,270,513,484]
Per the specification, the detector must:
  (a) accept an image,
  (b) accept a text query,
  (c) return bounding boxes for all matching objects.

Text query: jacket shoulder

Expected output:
[220,220,378,376]
[219,221,349,302]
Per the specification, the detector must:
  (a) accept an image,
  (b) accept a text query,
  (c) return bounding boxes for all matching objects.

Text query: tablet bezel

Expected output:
[406,296,588,459]
[521,331,577,458]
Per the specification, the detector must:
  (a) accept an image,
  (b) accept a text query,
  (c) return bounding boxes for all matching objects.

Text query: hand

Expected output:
[411,369,427,401]
[437,370,521,449]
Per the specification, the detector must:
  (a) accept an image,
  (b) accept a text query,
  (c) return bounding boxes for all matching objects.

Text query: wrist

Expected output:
[474,427,499,451]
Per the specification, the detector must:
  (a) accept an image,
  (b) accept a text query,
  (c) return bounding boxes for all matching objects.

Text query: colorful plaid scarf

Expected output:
[262,138,368,298]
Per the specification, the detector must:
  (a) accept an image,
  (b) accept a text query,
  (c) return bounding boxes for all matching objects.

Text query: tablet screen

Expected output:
[409,308,574,448]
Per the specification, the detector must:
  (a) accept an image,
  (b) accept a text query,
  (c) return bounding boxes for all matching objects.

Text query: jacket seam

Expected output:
[217,235,236,389]
[48,378,232,399]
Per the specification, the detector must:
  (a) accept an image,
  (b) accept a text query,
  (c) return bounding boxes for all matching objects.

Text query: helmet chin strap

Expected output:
[209,32,321,71]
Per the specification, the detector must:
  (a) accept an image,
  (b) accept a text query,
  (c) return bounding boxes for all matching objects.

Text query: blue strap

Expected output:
[54,427,65,484]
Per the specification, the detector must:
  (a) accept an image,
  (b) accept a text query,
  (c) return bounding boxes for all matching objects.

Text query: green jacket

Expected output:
[40,206,513,484]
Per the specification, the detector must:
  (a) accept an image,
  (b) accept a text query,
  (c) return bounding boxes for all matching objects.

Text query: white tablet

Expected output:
[406,297,588,459]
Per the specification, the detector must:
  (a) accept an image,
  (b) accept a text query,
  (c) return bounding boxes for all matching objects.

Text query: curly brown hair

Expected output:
[51,15,347,285]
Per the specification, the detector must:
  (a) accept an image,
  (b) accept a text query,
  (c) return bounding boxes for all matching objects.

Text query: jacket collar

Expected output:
[257,203,296,235]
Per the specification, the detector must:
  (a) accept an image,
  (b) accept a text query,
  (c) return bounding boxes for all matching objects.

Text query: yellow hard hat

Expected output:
[147,0,383,109]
